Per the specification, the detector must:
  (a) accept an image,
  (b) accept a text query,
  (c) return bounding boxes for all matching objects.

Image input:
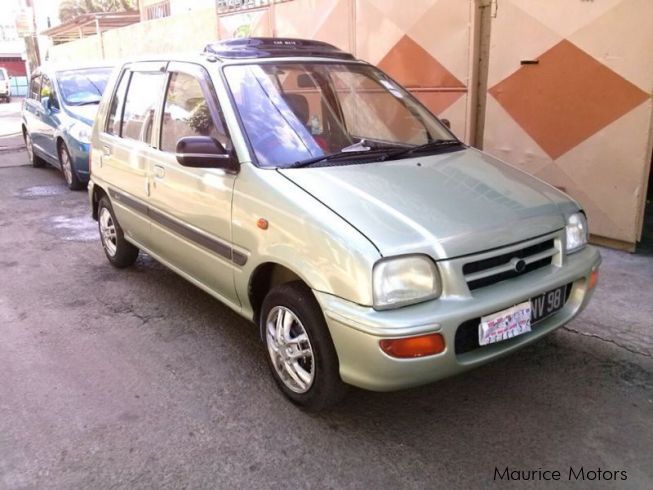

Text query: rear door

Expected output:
[146,61,239,307]
[97,62,167,248]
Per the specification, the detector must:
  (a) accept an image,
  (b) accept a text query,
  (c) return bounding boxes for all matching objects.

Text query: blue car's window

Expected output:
[56,67,113,106]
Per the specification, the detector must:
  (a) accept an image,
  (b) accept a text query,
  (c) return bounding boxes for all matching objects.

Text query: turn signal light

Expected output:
[379,333,445,358]
[588,269,599,290]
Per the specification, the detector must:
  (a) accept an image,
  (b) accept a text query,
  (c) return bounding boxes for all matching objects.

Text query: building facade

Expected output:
[47,0,653,250]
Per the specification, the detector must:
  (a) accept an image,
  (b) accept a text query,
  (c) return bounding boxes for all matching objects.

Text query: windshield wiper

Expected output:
[70,99,101,106]
[385,139,463,160]
[286,147,396,169]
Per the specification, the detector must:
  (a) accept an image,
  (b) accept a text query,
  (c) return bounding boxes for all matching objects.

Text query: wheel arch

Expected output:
[91,184,109,221]
[248,262,307,336]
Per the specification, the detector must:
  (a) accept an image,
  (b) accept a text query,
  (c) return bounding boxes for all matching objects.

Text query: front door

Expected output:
[147,61,239,308]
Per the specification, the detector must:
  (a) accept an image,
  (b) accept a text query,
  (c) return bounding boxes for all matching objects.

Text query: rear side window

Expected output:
[160,72,229,153]
[106,71,131,136]
[121,71,165,144]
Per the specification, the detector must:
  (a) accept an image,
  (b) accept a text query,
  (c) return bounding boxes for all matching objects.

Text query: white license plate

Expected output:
[479,301,532,346]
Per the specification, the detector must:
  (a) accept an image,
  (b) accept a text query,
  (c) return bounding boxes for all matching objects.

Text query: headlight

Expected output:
[373,255,441,310]
[565,212,588,253]
[69,122,91,144]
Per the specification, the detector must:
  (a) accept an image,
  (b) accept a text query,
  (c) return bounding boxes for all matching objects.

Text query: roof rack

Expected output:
[203,38,356,61]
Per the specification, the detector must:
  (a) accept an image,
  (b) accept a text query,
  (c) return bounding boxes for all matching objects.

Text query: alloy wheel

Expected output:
[25,133,34,163]
[61,148,73,185]
[266,306,315,393]
[99,207,117,257]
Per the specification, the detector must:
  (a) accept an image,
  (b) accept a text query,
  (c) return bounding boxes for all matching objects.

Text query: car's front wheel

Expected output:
[261,281,347,411]
[59,143,84,190]
[97,196,139,268]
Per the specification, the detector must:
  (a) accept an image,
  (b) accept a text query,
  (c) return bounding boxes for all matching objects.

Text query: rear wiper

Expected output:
[286,147,394,169]
[385,139,463,160]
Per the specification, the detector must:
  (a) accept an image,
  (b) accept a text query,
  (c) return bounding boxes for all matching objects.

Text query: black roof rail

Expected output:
[203,37,356,60]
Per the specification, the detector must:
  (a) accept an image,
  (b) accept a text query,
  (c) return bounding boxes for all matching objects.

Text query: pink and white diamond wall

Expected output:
[482,0,652,247]
[219,0,653,247]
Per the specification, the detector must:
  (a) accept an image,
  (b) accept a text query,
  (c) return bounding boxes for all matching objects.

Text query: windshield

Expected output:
[224,62,454,168]
[56,67,113,106]
[0,70,5,81]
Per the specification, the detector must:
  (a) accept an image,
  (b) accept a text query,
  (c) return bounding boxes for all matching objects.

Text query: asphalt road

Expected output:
[0,149,651,489]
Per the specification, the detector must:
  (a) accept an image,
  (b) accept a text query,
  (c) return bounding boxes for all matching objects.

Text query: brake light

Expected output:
[379,333,445,358]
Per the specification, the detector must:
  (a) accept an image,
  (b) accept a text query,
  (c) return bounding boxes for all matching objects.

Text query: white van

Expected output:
[0,67,10,102]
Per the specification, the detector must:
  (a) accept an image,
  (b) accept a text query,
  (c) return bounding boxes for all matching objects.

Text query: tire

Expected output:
[59,142,84,190]
[261,281,347,411]
[97,196,139,268]
[24,131,45,168]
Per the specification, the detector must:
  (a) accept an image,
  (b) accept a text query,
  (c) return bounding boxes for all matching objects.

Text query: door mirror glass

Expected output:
[176,136,239,172]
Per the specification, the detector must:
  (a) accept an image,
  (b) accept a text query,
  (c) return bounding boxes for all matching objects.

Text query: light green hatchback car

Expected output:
[89,38,601,410]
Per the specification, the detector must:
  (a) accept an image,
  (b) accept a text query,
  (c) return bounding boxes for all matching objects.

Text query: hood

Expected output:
[63,104,99,126]
[278,148,574,260]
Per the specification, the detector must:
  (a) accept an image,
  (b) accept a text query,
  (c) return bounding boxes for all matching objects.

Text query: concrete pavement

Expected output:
[0,150,651,489]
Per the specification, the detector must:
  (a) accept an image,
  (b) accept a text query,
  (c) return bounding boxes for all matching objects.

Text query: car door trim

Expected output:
[108,186,247,266]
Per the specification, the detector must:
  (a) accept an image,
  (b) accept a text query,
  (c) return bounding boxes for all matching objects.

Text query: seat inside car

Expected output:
[282,93,310,125]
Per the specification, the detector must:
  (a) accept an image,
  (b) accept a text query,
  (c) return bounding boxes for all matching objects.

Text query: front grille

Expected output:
[463,239,556,290]
[454,283,572,355]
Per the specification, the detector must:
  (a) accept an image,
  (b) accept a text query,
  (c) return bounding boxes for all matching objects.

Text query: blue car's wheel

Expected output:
[59,143,84,191]
[24,131,45,168]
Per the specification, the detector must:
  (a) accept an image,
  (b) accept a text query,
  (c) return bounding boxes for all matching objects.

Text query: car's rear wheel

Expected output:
[98,196,139,268]
[59,143,84,190]
[24,131,44,168]
[261,281,347,411]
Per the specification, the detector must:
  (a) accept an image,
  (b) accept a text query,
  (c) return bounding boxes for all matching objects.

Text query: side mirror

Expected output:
[441,118,451,129]
[175,136,239,173]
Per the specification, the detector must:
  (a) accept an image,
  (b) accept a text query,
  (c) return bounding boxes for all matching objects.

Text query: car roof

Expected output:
[203,38,357,61]
[116,38,362,68]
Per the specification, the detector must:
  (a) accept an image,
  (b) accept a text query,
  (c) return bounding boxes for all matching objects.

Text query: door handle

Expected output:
[102,145,112,157]
[153,164,165,179]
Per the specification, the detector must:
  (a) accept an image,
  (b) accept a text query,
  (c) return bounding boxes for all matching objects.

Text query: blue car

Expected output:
[22,64,113,190]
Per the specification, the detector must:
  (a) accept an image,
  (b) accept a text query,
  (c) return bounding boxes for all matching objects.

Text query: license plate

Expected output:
[530,285,567,323]
[479,285,567,346]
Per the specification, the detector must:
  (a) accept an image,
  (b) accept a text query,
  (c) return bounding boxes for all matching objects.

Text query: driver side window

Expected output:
[160,71,230,154]
[40,75,59,109]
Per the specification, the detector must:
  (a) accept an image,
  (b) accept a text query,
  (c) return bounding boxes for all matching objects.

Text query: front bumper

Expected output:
[315,245,601,391]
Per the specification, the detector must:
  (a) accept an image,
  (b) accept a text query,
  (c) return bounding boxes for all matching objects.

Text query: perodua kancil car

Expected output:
[88,38,600,410]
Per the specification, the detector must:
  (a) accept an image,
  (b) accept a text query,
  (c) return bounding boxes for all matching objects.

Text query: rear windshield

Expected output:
[56,67,113,106]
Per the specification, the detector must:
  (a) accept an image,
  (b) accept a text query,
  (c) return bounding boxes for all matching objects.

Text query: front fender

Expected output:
[232,164,380,319]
